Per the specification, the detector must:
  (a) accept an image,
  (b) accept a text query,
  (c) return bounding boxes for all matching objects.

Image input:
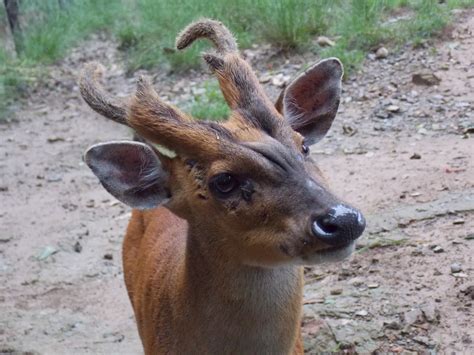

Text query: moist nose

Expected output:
[311,204,365,246]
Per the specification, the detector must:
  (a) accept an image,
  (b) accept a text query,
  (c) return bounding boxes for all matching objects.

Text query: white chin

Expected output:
[300,242,356,265]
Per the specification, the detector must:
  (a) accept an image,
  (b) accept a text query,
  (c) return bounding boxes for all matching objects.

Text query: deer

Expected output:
[79,19,365,355]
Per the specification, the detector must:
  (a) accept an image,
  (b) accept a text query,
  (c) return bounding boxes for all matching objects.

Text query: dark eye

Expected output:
[301,143,310,155]
[209,173,239,197]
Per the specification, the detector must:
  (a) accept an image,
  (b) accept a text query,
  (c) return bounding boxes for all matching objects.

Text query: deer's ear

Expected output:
[275,58,343,145]
[84,141,170,209]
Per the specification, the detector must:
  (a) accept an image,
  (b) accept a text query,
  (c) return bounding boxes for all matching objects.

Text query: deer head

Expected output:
[80,19,365,267]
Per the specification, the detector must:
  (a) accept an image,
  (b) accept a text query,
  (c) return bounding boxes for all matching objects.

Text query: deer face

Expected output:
[81,20,365,267]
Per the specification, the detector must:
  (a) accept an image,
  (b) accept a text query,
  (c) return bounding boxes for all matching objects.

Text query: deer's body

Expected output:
[79,19,365,354]
[124,208,304,354]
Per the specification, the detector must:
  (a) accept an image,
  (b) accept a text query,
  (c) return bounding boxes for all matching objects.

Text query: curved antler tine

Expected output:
[79,62,129,126]
[176,19,238,54]
[128,75,232,160]
[176,19,281,134]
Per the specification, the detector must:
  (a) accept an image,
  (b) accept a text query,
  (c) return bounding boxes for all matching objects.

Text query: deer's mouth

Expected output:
[301,241,355,265]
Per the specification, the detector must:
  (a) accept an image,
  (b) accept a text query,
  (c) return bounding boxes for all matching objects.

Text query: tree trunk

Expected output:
[3,0,22,53]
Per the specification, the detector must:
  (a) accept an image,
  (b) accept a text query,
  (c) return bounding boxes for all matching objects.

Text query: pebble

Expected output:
[432,245,444,253]
[452,218,465,225]
[412,71,441,86]
[375,47,389,59]
[368,283,379,289]
[450,263,462,273]
[386,105,400,113]
[103,253,113,260]
[74,241,82,253]
[410,153,421,160]
[47,136,65,143]
[355,310,368,317]
[330,288,343,295]
[271,73,291,88]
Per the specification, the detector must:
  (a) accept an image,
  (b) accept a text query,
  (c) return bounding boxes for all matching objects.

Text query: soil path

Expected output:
[1,12,473,354]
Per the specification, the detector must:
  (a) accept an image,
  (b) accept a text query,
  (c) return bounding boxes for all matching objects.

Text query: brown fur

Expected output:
[80,19,353,355]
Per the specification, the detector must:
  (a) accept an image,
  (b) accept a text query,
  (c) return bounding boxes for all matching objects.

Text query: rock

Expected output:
[271,73,291,88]
[47,136,65,143]
[258,74,272,84]
[302,318,338,353]
[74,241,82,253]
[450,263,462,273]
[342,125,357,136]
[37,246,59,261]
[384,319,402,330]
[103,253,113,260]
[316,36,335,47]
[413,335,436,348]
[86,200,95,208]
[432,245,444,253]
[461,285,474,300]
[375,47,389,59]
[452,218,465,225]
[412,71,441,86]
[0,185,8,192]
[421,303,439,323]
[368,283,379,289]
[404,308,422,325]
[330,288,343,295]
[355,310,368,317]
[386,105,400,113]
[410,153,421,160]
[465,233,474,240]
[46,174,62,183]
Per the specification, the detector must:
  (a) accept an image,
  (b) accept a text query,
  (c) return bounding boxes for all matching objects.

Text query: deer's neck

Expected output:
[179,228,304,353]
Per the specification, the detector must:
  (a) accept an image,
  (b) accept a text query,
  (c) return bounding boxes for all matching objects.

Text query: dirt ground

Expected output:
[1,11,473,355]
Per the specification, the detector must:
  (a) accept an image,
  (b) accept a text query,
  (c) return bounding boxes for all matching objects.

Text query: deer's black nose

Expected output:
[311,204,365,246]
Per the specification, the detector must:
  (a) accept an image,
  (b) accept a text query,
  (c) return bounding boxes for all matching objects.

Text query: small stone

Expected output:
[103,253,113,260]
[386,105,400,113]
[421,303,439,323]
[86,200,95,208]
[384,319,402,330]
[271,74,291,88]
[47,136,65,143]
[37,246,59,261]
[0,186,8,192]
[46,175,62,183]
[74,241,82,253]
[330,288,343,295]
[465,233,474,240]
[412,71,441,86]
[432,245,444,253]
[375,47,389,59]
[450,263,462,273]
[453,218,465,225]
[355,309,368,317]
[404,308,422,325]
[410,153,421,160]
[316,36,335,47]
[258,74,272,84]
[368,283,379,289]
[342,125,357,136]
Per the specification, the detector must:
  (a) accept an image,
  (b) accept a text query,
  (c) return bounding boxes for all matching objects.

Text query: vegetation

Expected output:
[1,0,473,120]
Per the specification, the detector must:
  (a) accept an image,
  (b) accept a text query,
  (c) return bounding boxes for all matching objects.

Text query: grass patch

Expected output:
[182,81,230,121]
[0,0,473,119]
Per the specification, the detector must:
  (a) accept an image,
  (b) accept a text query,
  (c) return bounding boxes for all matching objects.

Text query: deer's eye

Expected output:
[209,173,239,197]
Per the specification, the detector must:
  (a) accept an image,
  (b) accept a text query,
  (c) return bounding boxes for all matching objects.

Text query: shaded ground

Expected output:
[1,10,473,354]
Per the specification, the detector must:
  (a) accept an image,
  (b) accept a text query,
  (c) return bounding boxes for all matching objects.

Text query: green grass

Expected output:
[183,81,230,121]
[0,0,473,120]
